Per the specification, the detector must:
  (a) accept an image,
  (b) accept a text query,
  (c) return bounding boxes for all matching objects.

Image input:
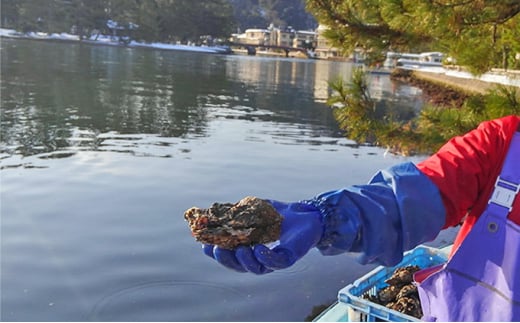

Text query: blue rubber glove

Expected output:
[202,162,446,272]
[203,200,324,274]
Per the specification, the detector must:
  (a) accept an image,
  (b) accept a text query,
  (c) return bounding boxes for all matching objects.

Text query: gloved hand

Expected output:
[202,162,446,271]
[203,199,324,274]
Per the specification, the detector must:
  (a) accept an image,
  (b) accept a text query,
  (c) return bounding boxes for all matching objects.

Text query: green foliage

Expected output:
[328,68,379,143]
[484,85,520,116]
[329,71,520,155]
[329,68,417,149]
[305,0,520,73]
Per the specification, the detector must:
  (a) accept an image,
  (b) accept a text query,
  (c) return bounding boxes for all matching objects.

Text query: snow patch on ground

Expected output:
[0,28,230,54]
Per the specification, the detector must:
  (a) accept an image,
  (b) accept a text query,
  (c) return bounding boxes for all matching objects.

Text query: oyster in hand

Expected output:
[184,196,283,249]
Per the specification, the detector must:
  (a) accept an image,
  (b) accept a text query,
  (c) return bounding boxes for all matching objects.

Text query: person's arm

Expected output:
[311,161,445,265]
[205,116,518,274]
[315,116,518,265]
[417,116,517,228]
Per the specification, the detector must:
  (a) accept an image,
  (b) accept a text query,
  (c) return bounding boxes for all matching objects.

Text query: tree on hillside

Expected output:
[228,0,267,31]
[306,0,520,73]
[1,0,22,28]
[4,0,59,32]
[130,0,161,42]
[259,0,317,30]
[1,0,235,43]
[228,0,317,31]
[156,0,235,43]
[63,0,108,40]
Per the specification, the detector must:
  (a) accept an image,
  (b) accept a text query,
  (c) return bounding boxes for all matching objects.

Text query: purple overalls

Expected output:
[417,130,520,321]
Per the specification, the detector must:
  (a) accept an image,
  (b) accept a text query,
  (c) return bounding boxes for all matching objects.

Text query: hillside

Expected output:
[229,0,317,31]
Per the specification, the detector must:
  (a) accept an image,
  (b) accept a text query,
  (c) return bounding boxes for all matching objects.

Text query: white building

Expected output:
[243,29,270,46]
[314,25,341,59]
[293,30,317,49]
[269,28,294,47]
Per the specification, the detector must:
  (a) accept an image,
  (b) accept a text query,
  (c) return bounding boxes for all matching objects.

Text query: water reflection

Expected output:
[1,40,355,160]
[1,40,426,167]
[89,280,247,321]
[369,73,423,109]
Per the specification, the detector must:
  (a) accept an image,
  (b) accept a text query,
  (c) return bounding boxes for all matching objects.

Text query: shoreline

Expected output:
[391,69,472,108]
[409,66,520,94]
[413,70,501,95]
[2,27,518,95]
[391,68,519,108]
[0,28,232,55]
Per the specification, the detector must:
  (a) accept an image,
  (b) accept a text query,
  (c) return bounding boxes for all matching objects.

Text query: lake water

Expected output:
[0,38,447,321]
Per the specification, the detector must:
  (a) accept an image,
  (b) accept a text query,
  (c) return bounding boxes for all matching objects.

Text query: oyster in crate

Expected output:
[388,296,423,318]
[184,196,283,249]
[363,265,424,319]
[385,265,420,286]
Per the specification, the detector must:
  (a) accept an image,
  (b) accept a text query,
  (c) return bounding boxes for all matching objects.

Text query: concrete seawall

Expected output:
[412,68,520,95]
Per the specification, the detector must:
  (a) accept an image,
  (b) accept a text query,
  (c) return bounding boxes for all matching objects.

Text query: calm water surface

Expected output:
[1,39,433,321]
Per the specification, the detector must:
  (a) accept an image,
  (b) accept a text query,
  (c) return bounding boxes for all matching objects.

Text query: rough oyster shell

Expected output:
[184,196,283,249]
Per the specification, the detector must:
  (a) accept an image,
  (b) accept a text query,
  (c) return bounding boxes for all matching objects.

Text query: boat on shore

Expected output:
[384,51,444,70]
[365,51,444,75]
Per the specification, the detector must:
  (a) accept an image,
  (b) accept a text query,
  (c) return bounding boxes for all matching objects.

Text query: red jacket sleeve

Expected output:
[417,115,519,228]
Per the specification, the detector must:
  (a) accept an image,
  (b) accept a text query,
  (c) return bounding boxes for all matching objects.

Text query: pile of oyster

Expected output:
[184,196,283,249]
[363,265,423,319]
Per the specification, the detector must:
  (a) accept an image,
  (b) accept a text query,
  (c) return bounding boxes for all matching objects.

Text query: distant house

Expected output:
[229,25,318,57]
[268,26,294,48]
[293,30,317,49]
[243,29,270,46]
[314,24,341,59]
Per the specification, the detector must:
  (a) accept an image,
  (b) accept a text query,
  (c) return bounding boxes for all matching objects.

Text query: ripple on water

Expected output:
[89,280,247,321]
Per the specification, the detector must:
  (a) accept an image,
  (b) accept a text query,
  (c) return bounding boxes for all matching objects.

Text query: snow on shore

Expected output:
[0,28,231,54]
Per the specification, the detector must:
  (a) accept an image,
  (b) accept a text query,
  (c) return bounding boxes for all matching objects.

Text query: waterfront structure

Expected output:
[242,28,270,46]
[314,25,341,59]
[293,30,317,49]
[383,51,444,69]
[231,25,317,51]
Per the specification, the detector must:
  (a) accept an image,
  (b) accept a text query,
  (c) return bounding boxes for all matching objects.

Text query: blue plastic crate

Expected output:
[338,245,449,322]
